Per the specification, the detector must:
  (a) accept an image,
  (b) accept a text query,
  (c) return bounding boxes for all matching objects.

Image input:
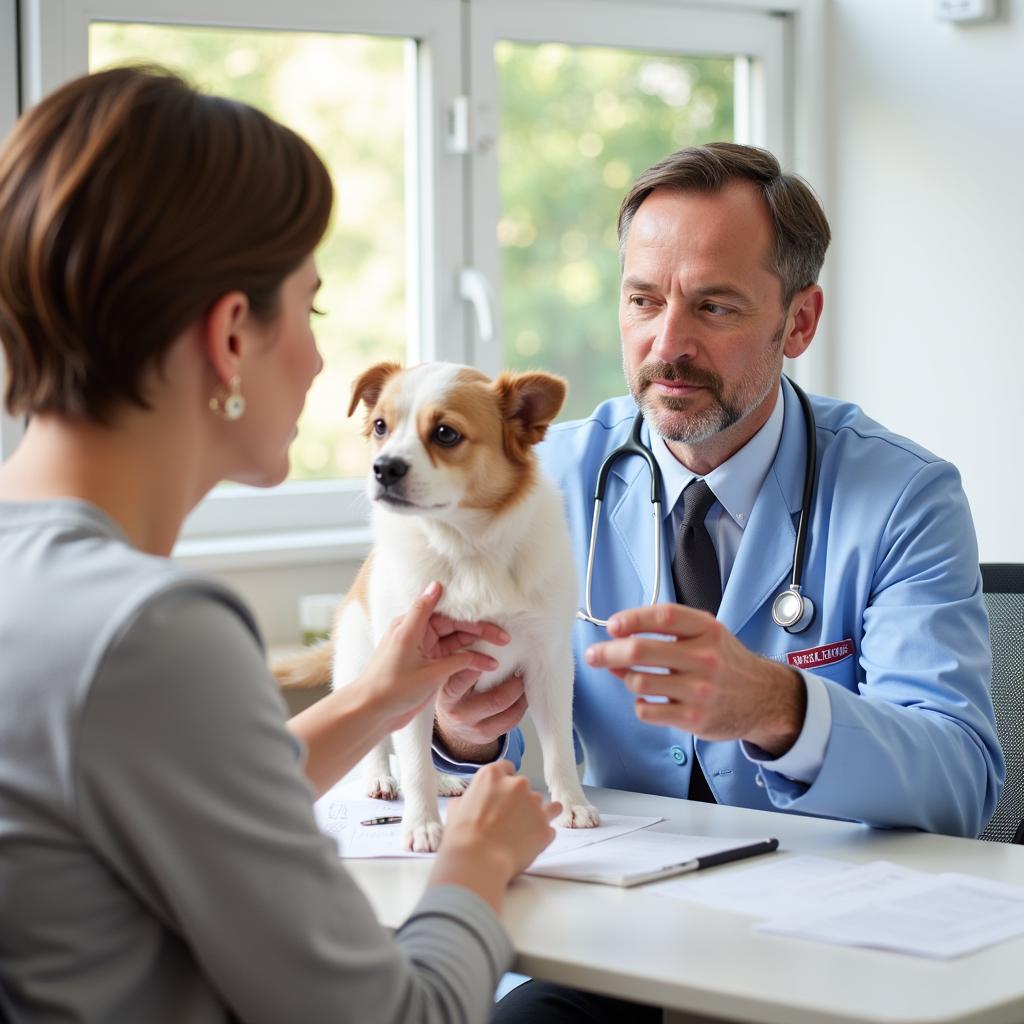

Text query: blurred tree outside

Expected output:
[497,43,734,422]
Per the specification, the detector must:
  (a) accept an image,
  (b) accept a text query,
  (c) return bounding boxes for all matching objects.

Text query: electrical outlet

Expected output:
[934,0,996,22]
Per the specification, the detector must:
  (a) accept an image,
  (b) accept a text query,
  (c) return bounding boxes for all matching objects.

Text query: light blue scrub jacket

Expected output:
[503,379,1003,838]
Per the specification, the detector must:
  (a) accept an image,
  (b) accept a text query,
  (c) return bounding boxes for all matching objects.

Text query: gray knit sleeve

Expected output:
[73,583,513,1024]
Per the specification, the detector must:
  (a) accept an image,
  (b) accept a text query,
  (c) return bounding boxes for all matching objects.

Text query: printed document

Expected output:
[755,863,1024,959]
[649,853,857,916]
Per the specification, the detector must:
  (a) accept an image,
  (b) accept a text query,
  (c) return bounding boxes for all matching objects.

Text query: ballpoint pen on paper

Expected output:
[605,837,781,887]
[529,835,781,887]
[682,837,779,872]
[637,837,780,885]
[360,815,403,827]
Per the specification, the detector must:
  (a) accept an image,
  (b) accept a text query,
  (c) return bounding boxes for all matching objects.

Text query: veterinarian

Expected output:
[0,67,563,1023]
[432,144,1003,844]
[440,142,1004,1020]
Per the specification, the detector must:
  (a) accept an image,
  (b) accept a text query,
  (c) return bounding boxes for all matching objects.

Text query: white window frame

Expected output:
[1,0,25,461]
[462,0,829,392]
[11,0,825,570]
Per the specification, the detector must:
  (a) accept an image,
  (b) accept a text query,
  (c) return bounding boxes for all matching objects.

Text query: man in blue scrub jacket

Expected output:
[431,143,1003,850]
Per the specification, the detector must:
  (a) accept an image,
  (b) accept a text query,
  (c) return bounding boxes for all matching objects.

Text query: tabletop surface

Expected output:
[343,786,1024,1024]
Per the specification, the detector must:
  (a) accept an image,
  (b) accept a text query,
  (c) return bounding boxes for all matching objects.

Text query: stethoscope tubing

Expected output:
[579,409,663,627]
[577,376,817,633]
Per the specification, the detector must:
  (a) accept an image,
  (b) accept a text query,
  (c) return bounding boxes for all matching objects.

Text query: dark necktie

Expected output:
[671,479,721,803]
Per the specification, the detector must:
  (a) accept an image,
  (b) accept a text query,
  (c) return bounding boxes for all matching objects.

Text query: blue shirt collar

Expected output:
[649,384,785,529]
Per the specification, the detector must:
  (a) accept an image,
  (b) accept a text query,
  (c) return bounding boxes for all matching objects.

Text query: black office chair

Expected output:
[979,563,1024,844]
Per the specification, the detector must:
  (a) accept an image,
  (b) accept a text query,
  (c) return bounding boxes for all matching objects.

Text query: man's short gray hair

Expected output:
[617,142,831,306]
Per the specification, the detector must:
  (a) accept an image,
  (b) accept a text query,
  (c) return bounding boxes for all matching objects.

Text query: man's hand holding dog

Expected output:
[433,671,528,764]
[585,604,806,757]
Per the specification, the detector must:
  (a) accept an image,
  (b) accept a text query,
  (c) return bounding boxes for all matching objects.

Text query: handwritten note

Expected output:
[314,781,662,860]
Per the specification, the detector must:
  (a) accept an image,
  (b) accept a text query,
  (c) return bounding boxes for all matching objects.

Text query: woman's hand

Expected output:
[430,761,561,912]
[358,581,509,735]
[290,581,508,798]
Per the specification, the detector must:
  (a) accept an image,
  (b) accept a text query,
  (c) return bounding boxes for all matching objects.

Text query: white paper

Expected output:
[538,814,666,859]
[314,783,662,860]
[756,864,1024,959]
[526,831,772,885]
[648,853,856,917]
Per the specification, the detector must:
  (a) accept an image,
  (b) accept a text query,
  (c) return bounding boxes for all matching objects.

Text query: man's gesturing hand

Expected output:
[584,603,806,757]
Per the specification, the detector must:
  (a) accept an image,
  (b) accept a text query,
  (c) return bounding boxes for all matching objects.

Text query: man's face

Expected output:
[620,183,791,457]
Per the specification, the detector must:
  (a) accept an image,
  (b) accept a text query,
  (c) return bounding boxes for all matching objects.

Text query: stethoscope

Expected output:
[577,377,818,634]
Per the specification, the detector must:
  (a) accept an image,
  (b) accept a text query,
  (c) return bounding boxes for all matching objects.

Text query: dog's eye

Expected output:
[372,419,387,437]
[433,424,462,447]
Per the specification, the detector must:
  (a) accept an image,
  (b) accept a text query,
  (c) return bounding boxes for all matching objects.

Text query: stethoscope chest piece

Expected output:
[771,586,815,634]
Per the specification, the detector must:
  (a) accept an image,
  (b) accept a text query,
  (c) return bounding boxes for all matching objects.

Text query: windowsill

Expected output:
[173,526,372,573]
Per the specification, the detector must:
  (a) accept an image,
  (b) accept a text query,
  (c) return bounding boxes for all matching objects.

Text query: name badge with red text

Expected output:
[786,638,855,670]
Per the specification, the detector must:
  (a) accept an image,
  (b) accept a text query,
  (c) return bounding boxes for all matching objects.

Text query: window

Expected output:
[492,43,739,421]
[89,23,412,483]
[464,0,785,395]
[10,0,795,566]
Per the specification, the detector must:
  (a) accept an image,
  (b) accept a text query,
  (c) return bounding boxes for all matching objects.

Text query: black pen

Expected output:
[684,837,780,872]
[626,837,780,887]
[360,815,403,827]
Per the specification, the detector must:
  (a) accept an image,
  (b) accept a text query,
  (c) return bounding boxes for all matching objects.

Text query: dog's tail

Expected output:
[272,640,334,689]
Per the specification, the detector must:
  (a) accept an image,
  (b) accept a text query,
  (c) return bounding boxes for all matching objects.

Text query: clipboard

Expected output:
[528,834,780,887]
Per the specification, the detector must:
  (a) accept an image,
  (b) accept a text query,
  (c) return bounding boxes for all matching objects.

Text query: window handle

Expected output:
[458,267,498,347]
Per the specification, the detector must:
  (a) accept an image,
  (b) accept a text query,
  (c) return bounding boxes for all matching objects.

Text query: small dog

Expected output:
[276,361,599,851]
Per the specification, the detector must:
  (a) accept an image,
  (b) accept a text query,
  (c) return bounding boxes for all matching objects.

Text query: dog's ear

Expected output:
[494,371,568,447]
[347,361,402,418]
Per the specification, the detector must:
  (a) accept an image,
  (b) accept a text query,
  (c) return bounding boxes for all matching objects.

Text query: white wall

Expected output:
[826,0,1022,562]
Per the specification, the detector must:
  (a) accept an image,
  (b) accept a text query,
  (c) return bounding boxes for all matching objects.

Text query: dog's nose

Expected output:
[373,456,409,488]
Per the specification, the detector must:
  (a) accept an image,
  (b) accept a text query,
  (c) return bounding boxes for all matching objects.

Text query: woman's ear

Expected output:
[202,291,252,385]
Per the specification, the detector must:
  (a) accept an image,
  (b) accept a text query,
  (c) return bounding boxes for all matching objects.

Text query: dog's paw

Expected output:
[366,775,400,800]
[436,773,469,797]
[403,818,444,853]
[554,801,601,829]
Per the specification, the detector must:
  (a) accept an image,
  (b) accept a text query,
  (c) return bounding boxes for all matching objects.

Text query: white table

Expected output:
[345,786,1024,1024]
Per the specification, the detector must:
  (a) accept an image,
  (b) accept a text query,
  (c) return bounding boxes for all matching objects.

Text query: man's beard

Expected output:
[626,320,785,445]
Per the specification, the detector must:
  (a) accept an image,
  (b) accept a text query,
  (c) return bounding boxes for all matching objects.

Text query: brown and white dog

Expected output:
[276,361,599,851]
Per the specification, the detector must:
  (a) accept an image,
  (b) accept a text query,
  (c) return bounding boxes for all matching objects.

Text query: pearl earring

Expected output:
[210,376,246,421]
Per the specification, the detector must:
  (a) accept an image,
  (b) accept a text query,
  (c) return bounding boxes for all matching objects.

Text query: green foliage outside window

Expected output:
[90,26,735,477]
[497,43,734,422]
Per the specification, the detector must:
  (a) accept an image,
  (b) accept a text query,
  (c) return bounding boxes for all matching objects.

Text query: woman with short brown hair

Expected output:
[0,66,558,1023]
